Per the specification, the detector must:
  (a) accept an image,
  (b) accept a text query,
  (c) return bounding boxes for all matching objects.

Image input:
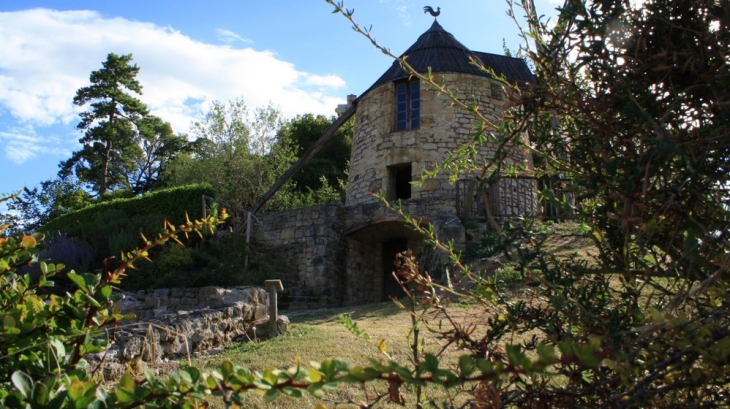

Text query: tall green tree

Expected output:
[60,53,149,196]
[278,113,352,198]
[121,115,190,194]
[162,98,298,212]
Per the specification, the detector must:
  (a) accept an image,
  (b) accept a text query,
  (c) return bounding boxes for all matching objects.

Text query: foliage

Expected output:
[121,115,192,194]
[36,184,215,277]
[161,98,301,214]
[2,177,91,234]
[3,0,728,406]
[287,176,347,209]
[60,53,184,196]
[464,225,504,261]
[41,183,214,237]
[278,113,353,200]
[121,243,210,290]
[0,205,246,407]
[319,0,730,407]
[59,53,149,196]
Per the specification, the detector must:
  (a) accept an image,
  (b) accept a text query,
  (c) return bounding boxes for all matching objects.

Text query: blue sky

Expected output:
[0,0,561,198]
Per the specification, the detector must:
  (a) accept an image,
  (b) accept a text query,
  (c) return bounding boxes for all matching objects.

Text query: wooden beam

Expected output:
[250,103,357,215]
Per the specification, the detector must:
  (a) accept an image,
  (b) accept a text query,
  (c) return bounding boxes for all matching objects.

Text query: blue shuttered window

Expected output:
[395,79,420,131]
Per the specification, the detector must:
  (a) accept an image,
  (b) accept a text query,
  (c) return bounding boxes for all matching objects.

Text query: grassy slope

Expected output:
[198,222,594,408]
[201,302,512,408]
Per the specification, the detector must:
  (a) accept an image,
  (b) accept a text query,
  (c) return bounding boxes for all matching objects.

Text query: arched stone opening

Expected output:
[344,220,424,304]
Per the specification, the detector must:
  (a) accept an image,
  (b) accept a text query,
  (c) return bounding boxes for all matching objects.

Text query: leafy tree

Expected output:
[162,98,299,212]
[321,0,730,406]
[120,115,190,194]
[0,207,247,407]
[2,177,91,233]
[278,113,352,198]
[60,53,150,196]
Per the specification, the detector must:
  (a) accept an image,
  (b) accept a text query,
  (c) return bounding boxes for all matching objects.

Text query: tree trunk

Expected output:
[100,140,112,196]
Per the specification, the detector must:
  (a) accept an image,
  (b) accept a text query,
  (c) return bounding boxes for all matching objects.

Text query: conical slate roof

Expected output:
[362,20,534,97]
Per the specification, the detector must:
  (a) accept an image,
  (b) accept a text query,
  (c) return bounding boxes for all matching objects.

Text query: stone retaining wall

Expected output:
[251,199,465,306]
[116,286,270,320]
[88,286,289,379]
[253,204,345,305]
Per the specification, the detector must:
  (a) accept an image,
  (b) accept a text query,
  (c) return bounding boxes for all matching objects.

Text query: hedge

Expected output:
[41,183,216,237]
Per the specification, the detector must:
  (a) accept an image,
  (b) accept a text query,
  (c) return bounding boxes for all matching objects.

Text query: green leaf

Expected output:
[537,344,557,365]
[100,285,112,299]
[11,371,33,399]
[424,353,439,373]
[309,368,323,383]
[83,293,101,307]
[281,387,302,397]
[458,355,476,377]
[307,383,325,398]
[115,387,135,404]
[476,358,493,375]
[348,366,380,381]
[187,367,201,382]
[506,345,532,371]
[31,381,50,405]
[263,387,280,402]
[67,379,85,401]
[67,273,87,291]
[262,369,279,385]
[205,375,218,389]
[221,361,234,379]
[118,374,135,391]
[179,370,193,384]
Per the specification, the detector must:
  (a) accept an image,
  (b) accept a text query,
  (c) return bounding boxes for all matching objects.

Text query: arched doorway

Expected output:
[382,237,408,300]
[344,219,426,304]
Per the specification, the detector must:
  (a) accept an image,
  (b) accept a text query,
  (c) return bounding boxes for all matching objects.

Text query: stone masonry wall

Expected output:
[251,199,465,306]
[252,204,345,304]
[346,73,534,215]
[117,286,270,321]
[89,286,289,379]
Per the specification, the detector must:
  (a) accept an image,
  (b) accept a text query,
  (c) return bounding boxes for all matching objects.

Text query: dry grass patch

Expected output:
[196,222,596,407]
[197,301,506,408]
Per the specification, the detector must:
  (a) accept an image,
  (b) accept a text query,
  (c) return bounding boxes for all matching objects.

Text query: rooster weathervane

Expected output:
[423,6,441,17]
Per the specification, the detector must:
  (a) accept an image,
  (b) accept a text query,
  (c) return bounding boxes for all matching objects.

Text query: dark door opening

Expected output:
[382,238,409,301]
[388,163,412,200]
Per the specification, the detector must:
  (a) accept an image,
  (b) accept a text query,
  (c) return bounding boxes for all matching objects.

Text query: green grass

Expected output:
[193,221,597,408]
[195,302,500,408]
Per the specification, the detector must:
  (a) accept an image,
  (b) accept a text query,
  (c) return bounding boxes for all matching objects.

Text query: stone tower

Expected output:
[346,20,535,208]
[253,21,538,306]
[341,21,538,303]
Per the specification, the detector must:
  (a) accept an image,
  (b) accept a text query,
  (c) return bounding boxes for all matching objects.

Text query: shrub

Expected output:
[38,232,95,275]
[41,183,215,237]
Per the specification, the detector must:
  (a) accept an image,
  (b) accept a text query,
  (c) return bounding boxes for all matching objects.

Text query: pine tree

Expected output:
[60,53,149,196]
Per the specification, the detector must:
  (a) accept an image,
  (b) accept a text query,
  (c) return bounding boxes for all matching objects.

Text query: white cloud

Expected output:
[380,0,412,27]
[0,8,347,155]
[215,29,254,44]
[305,74,346,88]
[0,129,70,164]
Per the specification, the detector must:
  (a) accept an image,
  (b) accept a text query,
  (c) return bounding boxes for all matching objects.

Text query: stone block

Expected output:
[144,296,161,309]
[198,286,225,302]
[253,305,268,320]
